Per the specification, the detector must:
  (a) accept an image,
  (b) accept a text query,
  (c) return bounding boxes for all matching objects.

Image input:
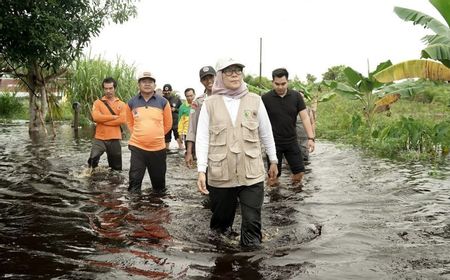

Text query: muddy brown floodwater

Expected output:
[0,123,449,279]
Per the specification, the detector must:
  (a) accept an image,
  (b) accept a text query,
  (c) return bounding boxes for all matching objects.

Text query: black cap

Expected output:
[163,84,172,91]
[199,66,216,79]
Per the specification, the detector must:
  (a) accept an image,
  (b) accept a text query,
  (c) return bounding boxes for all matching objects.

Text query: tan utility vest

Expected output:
[204,93,265,188]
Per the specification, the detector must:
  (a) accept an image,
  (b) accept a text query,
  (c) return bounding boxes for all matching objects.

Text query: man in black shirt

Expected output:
[262,68,315,186]
[162,83,183,150]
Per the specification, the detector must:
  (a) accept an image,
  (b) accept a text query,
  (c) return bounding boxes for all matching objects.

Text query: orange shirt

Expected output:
[91,97,126,140]
[126,93,172,151]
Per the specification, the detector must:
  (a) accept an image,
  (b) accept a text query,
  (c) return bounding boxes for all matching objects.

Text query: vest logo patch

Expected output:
[244,110,256,119]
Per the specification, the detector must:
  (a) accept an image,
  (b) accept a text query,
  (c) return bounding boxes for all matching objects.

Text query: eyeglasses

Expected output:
[223,67,243,76]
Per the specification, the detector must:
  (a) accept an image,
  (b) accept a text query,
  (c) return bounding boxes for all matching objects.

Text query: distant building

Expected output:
[0,77,64,99]
[0,78,28,97]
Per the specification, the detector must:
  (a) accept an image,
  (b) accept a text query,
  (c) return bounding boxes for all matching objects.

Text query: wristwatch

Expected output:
[308,137,315,142]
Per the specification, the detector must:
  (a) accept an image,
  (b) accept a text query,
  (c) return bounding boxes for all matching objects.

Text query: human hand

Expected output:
[185,152,194,168]
[308,139,315,153]
[268,163,278,180]
[267,163,279,187]
[197,172,209,194]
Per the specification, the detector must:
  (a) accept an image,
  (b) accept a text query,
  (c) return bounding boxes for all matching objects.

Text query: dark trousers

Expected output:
[164,127,179,142]
[128,145,167,193]
[87,139,122,170]
[209,182,264,247]
[267,141,305,177]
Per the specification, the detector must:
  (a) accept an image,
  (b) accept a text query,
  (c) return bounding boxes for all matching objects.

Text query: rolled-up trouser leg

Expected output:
[209,186,238,232]
[88,139,106,168]
[147,149,167,193]
[128,145,147,193]
[106,140,122,170]
[238,182,264,247]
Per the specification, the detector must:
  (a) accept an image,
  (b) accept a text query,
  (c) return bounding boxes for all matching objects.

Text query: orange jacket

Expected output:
[126,93,172,151]
[91,96,126,140]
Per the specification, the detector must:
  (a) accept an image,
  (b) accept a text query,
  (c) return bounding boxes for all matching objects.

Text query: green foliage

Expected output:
[315,94,358,139]
[0,93,24,118]
[394,0,450,67]
[317,90,450,162]
[0,0,138,71]
[323,61,393,133]
[321,65,348,82]
[244,75,271,94]
[306,74,317,84]
[0,0,138,132]
[65,55,137,122]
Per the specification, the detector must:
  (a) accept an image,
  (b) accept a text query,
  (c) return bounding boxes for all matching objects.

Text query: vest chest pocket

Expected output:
[242,121,259,143]
[244,148,264,179]
[209,125,227,146]
[208,153,229,181]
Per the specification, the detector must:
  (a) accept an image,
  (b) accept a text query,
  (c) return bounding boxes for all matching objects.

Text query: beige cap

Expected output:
[137,71,156,82]
[215,57,245,71]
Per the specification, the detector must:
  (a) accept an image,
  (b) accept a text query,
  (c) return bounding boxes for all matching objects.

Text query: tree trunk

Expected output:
[27,72,48,134]
[28,73,40,133]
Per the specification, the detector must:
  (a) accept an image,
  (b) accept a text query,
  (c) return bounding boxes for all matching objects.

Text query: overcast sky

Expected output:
[87,0,441,95]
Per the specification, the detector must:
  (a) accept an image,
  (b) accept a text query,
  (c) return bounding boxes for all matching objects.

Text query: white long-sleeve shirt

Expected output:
[196,95,277,173]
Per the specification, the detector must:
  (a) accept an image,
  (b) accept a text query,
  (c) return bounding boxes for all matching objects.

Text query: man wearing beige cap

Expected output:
[126,71,173,193]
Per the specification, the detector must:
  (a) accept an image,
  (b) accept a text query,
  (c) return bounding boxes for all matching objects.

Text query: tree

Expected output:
[321,65,347,82]
[305,73,317,84]
[0,0,138,134]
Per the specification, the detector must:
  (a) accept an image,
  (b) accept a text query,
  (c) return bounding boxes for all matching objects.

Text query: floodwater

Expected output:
[0,123,449,280]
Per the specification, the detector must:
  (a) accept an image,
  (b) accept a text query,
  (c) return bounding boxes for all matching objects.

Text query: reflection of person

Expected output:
[296,92,316,163]
[262,68,315,186]
[126,71,172,193]
[177,88,195,146]
[162,84,183,150]
[196,57,278,248]
[185,66,216,168]
[88,77,126,171]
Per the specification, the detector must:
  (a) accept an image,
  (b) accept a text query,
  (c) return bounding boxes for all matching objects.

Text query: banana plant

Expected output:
[394,0,450,67]
[323,60,400,133]
[374,59,450,83]
[373,0,450,85]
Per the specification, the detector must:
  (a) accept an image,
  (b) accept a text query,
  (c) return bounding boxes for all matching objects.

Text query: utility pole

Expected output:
[259,37,262,86]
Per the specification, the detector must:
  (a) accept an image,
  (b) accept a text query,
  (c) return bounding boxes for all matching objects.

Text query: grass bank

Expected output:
[316,88,450,162]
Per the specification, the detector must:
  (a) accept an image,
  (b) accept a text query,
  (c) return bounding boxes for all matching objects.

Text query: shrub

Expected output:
[0,93,24,118]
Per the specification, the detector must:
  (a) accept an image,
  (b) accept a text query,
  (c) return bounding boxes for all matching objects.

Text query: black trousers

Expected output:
[87,139,122,170]
[209,182,264,247]
[128,145,167,193]
[267,141,305,176]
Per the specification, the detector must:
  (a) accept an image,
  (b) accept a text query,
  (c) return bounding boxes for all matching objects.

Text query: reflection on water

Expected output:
[0,123,449,279]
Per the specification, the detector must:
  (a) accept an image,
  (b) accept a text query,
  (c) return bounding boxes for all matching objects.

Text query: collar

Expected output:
[138,92,156,100]
[101,96,118,102]
[270,89,291,98]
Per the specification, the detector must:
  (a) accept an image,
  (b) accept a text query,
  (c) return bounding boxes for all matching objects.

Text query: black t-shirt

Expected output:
[163,94,182,128]
[262,89,306,144]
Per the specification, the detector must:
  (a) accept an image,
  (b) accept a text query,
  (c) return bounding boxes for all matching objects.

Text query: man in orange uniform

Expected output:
[88,77,126,171]
[126,71,172,193]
